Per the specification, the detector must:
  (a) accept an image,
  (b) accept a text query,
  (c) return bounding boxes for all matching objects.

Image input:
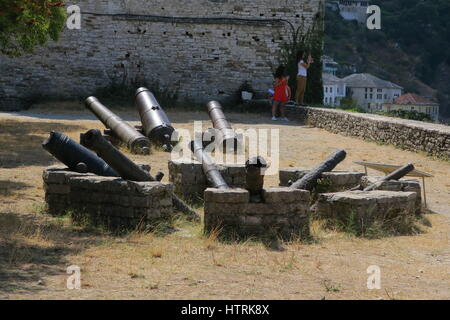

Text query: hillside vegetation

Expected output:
[324,0,450,120]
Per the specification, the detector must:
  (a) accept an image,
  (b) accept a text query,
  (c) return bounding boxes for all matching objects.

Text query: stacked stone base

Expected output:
[315,191,417,236]
[204,188,310,240]
[361,176,422,214]
[43,166,174,231]
[279,167,365,192]
[169,160,246,201]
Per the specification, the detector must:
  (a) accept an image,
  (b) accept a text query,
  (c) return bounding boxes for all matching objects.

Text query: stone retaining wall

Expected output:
[287,106,450,160]
[204,187,310,240]
[43,166,173,230]
[169,160,246,201]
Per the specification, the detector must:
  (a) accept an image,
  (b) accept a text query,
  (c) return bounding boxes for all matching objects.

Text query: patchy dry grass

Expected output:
[0,108,449,300]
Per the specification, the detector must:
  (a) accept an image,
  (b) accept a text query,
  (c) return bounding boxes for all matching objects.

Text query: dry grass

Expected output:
[0,107,449,300]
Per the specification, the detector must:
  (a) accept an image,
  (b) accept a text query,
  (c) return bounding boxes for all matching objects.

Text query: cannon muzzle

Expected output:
[42,131,118,177]
[85,96,150,154]
[136,88,175,151]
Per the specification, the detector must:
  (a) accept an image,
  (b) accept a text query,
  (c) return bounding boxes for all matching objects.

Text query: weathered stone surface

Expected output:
[263,187,310,203]
[315,190,417,234]
[279,167,365,191]
[361,176,422,214]
[204,188,249,203]
[204,187,311,240]
[42,167,174,229]
[321,172,366,189]
[170,160,246,201]
[0,1,322,112]
[43,166,94,185]
[287,106,450,160]
[279,167,310,187]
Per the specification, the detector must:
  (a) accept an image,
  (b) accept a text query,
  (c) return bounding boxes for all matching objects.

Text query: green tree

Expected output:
[279,5,325,105]
[0,0,66,57]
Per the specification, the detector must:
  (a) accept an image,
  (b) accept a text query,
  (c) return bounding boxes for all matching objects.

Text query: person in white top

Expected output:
[296,50,314,105]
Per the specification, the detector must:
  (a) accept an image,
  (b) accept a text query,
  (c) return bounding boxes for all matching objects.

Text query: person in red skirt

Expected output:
[272,65,291,121]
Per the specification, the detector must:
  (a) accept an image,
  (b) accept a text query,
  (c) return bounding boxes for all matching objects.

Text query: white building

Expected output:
[341,73,403,112]
[383,93,440,122]
[323,73,346,107]
[338,0,370,24]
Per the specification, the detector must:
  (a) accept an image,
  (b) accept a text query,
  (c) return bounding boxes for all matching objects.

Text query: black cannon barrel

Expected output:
[206,101,238,152]
[190,140,230,190]
[81,129,155,182]
[42,131,118,177]
[363,163,415,192]
[85,96,150,153]
[82,129,199,220]
[135,88,175,151]
[291,149,347,191]
[245,156,268,196]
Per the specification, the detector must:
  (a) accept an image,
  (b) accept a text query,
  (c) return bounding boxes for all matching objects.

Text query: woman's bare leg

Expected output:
[272,101,280,118]
[280,102,286,118]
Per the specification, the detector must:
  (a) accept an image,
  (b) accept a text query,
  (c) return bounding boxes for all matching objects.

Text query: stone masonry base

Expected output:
[43,166,173,231]
[169,159,246,201]
[204,187,311,240]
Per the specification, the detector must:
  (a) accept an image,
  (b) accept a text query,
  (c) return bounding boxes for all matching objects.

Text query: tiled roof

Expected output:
[342,73,403,89]
[394,93,437,105]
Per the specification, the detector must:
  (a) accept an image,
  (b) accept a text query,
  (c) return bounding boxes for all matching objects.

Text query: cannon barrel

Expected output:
[291,149,347,191]
[42,131,118,177]
[190,140,230,190]
[135,88,175,152]
[206,101,238,152]
[245,156,268,197]
[81,129,199,220]
[85,97,150,154]
[363,163,415,192]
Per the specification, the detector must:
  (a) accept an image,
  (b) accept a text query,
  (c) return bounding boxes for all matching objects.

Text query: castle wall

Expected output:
[0,0,323,110]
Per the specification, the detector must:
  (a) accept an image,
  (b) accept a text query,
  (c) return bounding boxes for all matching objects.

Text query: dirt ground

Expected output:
[0,106,449,300]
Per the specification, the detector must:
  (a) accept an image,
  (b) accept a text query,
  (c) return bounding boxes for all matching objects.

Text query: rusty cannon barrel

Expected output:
[190,140,230,190]
[290,149,347,191]
[206,101,238,153]
[42,131,118,177]
[245,156,268,199]
[135,88,175,152]
[81,129,199,220]
[363,163,415,192]
[85,96,150,154]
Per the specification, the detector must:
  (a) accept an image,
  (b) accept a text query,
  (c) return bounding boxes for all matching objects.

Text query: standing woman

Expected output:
[296,50,314,105]
[272,65,290,121]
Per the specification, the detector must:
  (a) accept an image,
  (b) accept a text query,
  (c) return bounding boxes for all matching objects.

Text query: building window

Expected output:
[370,94,373,99]
[377,94,382,99]
[377,89,382,92]
[365,94,368,99]
[370,88,373,92]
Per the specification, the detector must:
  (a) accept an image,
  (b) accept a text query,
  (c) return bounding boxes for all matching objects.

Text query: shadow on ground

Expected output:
[0,211,105,294]
[0,120,85,168]
[0,181,32,197]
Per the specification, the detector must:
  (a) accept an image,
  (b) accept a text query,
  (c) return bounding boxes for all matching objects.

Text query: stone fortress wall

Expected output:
[0,0,323,110]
